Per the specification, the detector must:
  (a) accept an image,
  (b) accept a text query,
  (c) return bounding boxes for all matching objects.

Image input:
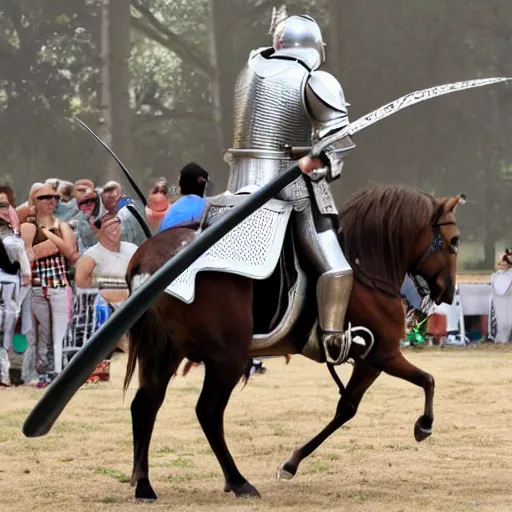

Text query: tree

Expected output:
[100,0,132,184]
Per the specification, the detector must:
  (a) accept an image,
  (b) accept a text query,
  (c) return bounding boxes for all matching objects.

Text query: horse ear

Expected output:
[445,193,466,214]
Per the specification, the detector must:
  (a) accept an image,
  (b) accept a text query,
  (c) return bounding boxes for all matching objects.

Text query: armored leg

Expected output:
[295,203,373,363]
[317,268,354,362]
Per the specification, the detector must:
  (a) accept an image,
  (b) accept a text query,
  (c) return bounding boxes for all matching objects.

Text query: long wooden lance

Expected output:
[23,76,512,438]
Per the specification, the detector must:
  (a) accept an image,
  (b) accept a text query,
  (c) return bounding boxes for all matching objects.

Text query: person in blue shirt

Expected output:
[158,162,268,375]
[159,163,209,231]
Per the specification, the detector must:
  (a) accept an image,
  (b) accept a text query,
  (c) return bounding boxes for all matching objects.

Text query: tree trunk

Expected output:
[483,86,502,269]
[325,0,343,79]
[100,0,133,187]
[207,0,236,189]
[99,0,114,180]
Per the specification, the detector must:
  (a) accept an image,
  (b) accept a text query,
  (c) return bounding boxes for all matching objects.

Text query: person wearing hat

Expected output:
[20,183,79,386]
[159,163,209,232]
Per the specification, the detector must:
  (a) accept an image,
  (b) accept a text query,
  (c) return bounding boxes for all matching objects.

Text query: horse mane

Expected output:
[338,185,439,296]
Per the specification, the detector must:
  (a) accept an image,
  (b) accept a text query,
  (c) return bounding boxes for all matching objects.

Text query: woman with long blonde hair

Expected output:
[21,184,79,385]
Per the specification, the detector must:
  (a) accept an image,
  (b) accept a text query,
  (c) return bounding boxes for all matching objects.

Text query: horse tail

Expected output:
[123,301,176,394]
[123,327,139,393]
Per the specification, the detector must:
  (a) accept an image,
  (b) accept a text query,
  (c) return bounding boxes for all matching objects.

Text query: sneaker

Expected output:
[36,373,55,389]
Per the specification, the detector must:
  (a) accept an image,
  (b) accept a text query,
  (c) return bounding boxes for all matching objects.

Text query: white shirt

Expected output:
[84,241,138,280]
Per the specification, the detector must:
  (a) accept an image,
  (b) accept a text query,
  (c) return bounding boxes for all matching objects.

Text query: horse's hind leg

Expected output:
[378,350,435,442]
[279,362,381,480]
[197,357,260,498]
[130,360,180,500]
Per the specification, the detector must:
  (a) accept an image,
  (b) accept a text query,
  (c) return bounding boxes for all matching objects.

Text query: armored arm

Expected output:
[305,70,355,181]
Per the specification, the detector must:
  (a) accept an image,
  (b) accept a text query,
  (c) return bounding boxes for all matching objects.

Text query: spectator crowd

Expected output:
[0,163,212,387]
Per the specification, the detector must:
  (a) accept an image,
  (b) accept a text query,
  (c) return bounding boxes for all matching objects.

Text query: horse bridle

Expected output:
[356,220,458,299]
[414,220,458,270]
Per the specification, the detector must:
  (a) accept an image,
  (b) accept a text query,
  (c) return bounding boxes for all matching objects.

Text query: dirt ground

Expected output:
[1,345,511,512]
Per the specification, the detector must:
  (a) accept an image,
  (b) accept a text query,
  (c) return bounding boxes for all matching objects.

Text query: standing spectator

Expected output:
[20,184,79,386]
[0,186,32,386]
[145,178,171,233]
[101,181,147,247]
[75,187,104,253]
[159,163,209,232]
[74,213,137,305]
[74,179,96,212]
[102,181,135,213]
[54,180,78,222]
[489,250,512,343]
[16,182,44,224]
[64,213,138,381]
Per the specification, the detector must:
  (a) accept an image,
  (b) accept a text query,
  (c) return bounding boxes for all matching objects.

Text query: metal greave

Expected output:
[294,202,353,335]
[316,268,353,335]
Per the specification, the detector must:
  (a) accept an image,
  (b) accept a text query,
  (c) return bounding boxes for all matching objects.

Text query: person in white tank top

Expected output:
[74,214,138,304]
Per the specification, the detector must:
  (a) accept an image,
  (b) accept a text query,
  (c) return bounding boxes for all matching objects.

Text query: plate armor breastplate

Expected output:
[226,51,313,199]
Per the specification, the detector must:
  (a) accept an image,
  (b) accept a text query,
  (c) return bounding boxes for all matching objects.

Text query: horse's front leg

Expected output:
[378,350,434,442]
[278,361,381,480]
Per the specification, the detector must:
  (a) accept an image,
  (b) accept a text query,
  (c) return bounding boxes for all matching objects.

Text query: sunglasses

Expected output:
[36,195,59,201]
[79,197,97,206]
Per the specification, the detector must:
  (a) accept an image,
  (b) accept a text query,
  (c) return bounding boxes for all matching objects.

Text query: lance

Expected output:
[23,76,512,438]
[74,117,148,208]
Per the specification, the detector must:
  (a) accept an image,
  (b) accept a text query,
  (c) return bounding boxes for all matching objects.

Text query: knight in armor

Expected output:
[224,11,373,363]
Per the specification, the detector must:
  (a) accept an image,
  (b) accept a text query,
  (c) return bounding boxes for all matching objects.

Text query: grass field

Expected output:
[1,346,511,512]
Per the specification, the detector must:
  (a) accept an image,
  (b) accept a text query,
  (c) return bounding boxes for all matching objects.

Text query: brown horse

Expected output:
[124,185,463,500]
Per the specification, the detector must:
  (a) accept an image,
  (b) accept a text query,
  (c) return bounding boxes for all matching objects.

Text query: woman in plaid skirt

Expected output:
[20,184,80,386]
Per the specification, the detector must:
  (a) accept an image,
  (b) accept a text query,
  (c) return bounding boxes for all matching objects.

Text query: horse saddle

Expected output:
[163,190,293,304]
[163,189,310,353]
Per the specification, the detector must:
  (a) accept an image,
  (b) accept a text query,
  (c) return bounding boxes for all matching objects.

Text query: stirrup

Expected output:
[351,326,375,359]
[322,323,375,365]
[322,327,351,366]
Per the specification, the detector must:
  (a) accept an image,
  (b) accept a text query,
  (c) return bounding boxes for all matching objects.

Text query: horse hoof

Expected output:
[135,477,158,501]
[276,462,296,480]
[230,481,261,498]
[414,420,433,442]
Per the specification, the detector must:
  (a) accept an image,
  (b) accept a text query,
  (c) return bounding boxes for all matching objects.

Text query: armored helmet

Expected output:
[271,10,326,70]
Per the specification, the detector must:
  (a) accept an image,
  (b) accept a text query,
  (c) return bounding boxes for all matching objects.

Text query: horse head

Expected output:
[411,193,465,306]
